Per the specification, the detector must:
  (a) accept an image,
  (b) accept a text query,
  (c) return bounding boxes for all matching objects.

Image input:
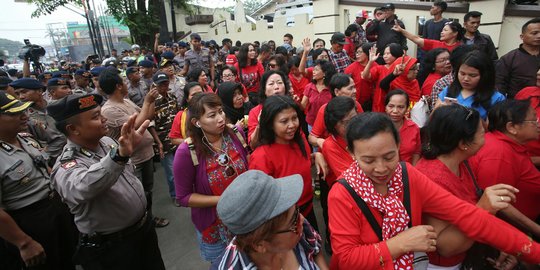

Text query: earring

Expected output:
[196,122,201,128]
[464,147,468,150]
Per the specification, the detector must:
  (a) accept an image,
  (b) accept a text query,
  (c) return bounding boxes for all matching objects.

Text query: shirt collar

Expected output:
[490,130,528,153]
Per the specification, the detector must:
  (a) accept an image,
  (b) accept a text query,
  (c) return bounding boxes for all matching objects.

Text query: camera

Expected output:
[18,39,45,62]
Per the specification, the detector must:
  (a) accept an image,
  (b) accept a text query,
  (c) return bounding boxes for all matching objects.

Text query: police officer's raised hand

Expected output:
[118,113,150,157]
[19,238,46,267]
[144,87,159,104]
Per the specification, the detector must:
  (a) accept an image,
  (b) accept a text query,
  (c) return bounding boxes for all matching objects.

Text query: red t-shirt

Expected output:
[421,72,443,97]
[470,131,540,220]
[310,101,364,139]
[303,83,332,126]
[344,37,355,60]
[328,163,540,269]
[422,39,461,52]
[235,62,265,94]
[304,67,314,81]
[345,62,375,104]
[515,86,540,157]
[289,73,310,100]
[226,54,237,66]
[249,136,313,216]
[322,135,353,186]
[367,63,390,112]
[415,158,479,266]
[169,109,188,139]
[399,120,421,164]
[247,104,263,143]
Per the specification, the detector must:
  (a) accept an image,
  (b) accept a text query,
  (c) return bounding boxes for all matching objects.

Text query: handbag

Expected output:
[338,162,429,270]
[410,96,430,128]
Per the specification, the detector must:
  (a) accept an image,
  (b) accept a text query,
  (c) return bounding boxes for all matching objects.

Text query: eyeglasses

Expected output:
[275,206,300,234]
[222,74,234,78]
[435,58,450,64]
[521,118,539,125]
[216,153,237,177]
[268,64,277,68]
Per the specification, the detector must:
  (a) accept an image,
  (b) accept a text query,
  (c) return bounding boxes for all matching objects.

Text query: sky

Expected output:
[0,0,238,46]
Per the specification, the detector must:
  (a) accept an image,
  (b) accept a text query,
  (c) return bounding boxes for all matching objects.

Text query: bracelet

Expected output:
[516,236,533,258]
[374,243,385,268]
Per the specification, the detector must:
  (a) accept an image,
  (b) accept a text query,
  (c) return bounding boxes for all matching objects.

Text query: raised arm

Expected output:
[299,37,311,76]
[392,24,425,49]
[361,45,379,81]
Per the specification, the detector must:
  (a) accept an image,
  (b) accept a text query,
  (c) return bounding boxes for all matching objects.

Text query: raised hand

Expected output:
[368,45,379,62]
[118,113,151,158]
[392,23,404,33]
[476,183,519,214]
[144,87,159,104]
[302,37,312,53]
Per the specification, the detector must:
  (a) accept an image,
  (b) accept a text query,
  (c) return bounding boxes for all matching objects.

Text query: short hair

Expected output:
[260,44,272,54]
[312,48,329,61]
[313,38,325,48]
[186,67,205,83]
[386,43,405,58]
[181,82,201,108]
[444,21,464,40]
[385,89,410,107]
[222,38,232,45]
[464,11,483,22]
[325,96,356,135]
[98,68,123,95]
[258,70,290,103]
[522,17,540,33]
[423,104,481,159]
[488,99,532,133]
[346,113,400,151]
[345,24,359,37]
[329,73,352,97]
[221,65,237,76]
[314,60,336,87]
[433,0,448,12]
[284,33,293,40]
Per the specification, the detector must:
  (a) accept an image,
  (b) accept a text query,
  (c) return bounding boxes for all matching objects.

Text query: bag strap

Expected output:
[338,179,383,241]
[337,162,412,241]
[463,160,484,198]
[185,137,199,166]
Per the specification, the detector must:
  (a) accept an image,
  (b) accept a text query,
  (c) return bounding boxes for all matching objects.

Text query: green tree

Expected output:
[28,0,189,47]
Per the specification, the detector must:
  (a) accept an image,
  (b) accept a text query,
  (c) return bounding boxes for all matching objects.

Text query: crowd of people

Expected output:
[1,1,540,269]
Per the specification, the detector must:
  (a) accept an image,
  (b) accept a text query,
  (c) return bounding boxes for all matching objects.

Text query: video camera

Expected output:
[18,39,45,62]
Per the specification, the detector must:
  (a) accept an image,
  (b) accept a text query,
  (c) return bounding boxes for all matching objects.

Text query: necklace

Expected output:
[203,135,238,177]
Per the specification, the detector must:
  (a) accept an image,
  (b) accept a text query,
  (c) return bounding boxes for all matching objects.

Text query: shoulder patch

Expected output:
[80,148,93,158]
[61,160,78,169]
[0,142,13,153]
[60,147,77,162]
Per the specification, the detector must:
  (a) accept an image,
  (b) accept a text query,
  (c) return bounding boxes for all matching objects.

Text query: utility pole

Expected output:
[170,0,177,41]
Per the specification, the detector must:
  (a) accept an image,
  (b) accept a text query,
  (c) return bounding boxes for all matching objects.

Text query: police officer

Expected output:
[180,33,215,88]
[73,69,93,94]
[48,93,166,270]
[0,91,77,270]
[138,60,155,88]
[10,78,67,166]
[47,77,72,101]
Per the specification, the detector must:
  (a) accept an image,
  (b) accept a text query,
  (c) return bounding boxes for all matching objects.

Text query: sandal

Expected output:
[153,217,170,228]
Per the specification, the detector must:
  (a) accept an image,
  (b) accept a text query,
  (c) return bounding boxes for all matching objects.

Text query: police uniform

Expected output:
[73,69,94,94]
[0,92,77,270]
[26,106,67,165]
[47,94,165,270]
[126,67,149,108]
[184,47,212,75]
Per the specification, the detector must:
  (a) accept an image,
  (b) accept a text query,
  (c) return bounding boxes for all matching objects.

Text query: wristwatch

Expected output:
[110,147,130,164]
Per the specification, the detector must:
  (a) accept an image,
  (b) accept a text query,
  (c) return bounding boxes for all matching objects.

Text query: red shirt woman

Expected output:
[385,90,421,164]
[345,44,375,107]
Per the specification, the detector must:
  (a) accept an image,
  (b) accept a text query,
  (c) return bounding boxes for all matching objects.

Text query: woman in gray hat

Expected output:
[214,170,328,270]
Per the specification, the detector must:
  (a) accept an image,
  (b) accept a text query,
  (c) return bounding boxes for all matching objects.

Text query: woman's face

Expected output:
[272,107,299,144]
[434,51,452,75]
[222,69,236,82]
[335,78,356,98]
[356,47,368,62]
[440,25,457,42]
[336,109,357,138]
[265,206,303,252]
[197,104,226,136]
[187,85,203,102]
[265,74,286,97]
[268,60,278,71]
[248,45,257,59]
[463,120,485,156]
[385,94,408,123]
[198,71,208,86]
[458,64,481,91]
[233,89,244,109]
[314,41,325,50]
[383,47,396,65]
[352,131,400,190]
[513,107,540,144]
[312,65,324,82]
[318,51,329,61]
[407,63,419,81]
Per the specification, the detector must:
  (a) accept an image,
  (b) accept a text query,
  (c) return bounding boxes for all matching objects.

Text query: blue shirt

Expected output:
[438,87,506,119]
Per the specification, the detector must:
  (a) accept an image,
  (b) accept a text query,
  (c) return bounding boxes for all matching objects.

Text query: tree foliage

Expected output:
[28,0,189,46]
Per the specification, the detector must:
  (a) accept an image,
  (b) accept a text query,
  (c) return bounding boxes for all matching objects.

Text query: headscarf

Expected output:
[390,55,420,102]
[342,161,413,269]
[217,82,245,124]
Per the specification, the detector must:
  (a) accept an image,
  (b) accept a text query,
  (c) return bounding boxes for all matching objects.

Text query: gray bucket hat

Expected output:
[217,170,303,235]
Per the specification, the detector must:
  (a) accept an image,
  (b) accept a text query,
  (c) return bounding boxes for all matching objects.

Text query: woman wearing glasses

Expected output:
[385,90,421,164]
[214,170,328,270]
[470,99,540,227]
[392,21,463,52]
[235,43,265,105]
[173,92,249,263]
[435,51,505,120]
[250,95,327,232]
[417,104,540,269]
[418,48,451,97]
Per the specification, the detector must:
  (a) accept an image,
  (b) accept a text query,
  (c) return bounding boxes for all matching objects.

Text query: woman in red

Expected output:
[169,82,203,145]
[288,56,310,104]
[250,95,327,231]
[417,104,540,269]
[380,56,421,103]
[345,43,374,110]
[385,90,421,164]
[186,67,213,92]
[470,99,540,222]
[301,60,336,130]
[235,43,265,105]
[362,43,403,112]
[327,112,540,269]
[419,48,451,98]
[393,21,463,52]
[343,24,358,60]
[515,68,540,166]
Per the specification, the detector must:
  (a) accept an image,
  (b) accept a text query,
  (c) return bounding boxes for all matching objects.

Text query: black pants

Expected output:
[74,216,165,270]
[319,180,331,248]
[0,194,78,270]
[134,159,155,214]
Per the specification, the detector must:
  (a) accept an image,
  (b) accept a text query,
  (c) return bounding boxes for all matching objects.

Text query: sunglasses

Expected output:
[268,64,277,68]
[216,153,237,177]
[275,206,300,234]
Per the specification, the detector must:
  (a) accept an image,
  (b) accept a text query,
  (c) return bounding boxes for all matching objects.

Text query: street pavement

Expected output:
[151,162,329,270]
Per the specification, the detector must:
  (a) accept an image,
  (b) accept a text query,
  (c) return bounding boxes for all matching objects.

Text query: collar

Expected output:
[490,130,528,153]
[518,44,540,56]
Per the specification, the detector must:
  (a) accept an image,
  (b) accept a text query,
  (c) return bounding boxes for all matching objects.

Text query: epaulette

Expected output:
[60,147,77,162]
[185,137,199,166]
[18,133,43,150]
[0,142,14,153]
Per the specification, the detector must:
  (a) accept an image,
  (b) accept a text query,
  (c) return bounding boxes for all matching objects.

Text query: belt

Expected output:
[82,211,148,244]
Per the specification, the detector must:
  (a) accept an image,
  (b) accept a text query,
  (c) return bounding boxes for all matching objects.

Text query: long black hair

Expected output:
[325,96,356,135]
[418,48,449,86]
[446,51,495,111]
[180,82,202,108]
[313,59,336,87]
[238,43,258,69]
[258,70,290,104]
[257,95,308,157]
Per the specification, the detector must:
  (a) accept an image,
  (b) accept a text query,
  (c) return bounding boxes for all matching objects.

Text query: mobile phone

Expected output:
[445,97,458,103]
